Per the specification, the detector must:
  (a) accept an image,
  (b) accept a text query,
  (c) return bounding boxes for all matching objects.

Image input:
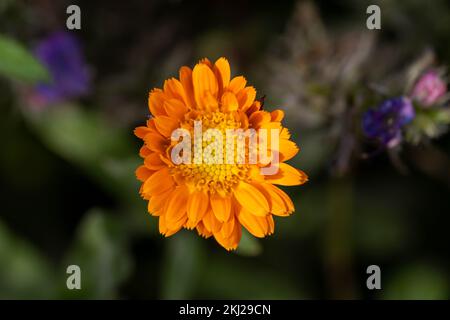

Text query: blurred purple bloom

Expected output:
[411,71,446,107]
[362,97,415,148]
[33,31,90,104]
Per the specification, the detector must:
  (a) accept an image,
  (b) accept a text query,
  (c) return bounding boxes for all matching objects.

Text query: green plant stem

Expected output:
[324,177,357,299]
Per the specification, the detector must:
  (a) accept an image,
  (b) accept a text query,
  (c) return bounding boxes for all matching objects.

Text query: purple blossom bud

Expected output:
[411,71,446,107]
[362,97,415,148]
[31,31,90,106]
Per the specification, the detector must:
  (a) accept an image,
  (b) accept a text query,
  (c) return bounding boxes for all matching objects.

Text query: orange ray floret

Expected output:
[135,57,308,250]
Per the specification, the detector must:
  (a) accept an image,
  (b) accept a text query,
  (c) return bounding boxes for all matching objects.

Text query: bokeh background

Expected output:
[0,0,449,299]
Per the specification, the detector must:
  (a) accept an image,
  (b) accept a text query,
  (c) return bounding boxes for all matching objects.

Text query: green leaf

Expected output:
[0,219,57,299]
[24,104,139,200]
[0,34,49,83]
[197,255,307,299]
[382,263,449,299]
[0,0,15,13]
[27,104,130,165]
[161,231,204,299]
[61,209,132,299]
[433,108,450,124]
[236,229,262,256]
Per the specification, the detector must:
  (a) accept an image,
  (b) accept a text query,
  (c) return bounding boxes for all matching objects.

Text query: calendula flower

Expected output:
[31,31,90,106]
[362,97,415,148]
[135,57,307,250]
[411,70,447,107]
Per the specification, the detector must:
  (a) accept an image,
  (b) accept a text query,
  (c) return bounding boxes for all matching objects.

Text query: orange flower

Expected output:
[135,57,308,250]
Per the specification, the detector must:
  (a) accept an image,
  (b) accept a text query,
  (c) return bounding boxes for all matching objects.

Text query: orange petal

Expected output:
[164,78,188,106]
[237,86,256,112]
[256,183,292,216]
[221,91,239,112]
[159,213,184,237]
[136,165,153,182]
[233,181,269,216]
[143,167,175,196]
[280,127,291,140]
[245,100,261,115]
[214,57,231,89]
[196,221,212,238]
[199,58,213,68]
[202,210,222,233]
[148,188,173,215]
[164,99,188,120]
[164,185,189,223]
[266,215,275,234]
[279,139,299,162]
[228,76,247,94]
[210,193,232,222]
[154,116,179,137]
[148,89,166,116]
[144,132,167,153]
[203,91,219,112]
[270,110,284,122]
[144,152,165,170]
[134,126,151,139]
[219,214,236,238]
[186,190,209,228]
[192,63,218,109]
[238,110,249,129]
[139,146,151,158]
[214,217,242,250]
[237,206,270,238]
[248,111,271,129]
[270,185,294,213]
[146,118,158,132]
[260,121,282,131]
[158,214,169,235]
[179,66,195,108]
[266,163,308,186]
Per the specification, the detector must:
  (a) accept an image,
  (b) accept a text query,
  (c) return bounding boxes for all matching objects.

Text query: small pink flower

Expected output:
[411,71,447,107]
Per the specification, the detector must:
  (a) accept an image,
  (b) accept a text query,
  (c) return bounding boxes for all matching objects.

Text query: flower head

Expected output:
[32,31,90,105]
[135,57,307,250]
[362,97,415,148]
[411,70,447,107]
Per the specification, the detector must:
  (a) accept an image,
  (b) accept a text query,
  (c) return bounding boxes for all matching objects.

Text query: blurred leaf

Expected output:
[433,108,450,123]
[0,34,49,83]
[292,129,333,176]
[198,255,307,299]
[355,210,409,258]
[24,104,139,200]
[307,83,332,97]
[161,231,204,299]
[61,209,132,299]
[0,220,56,299]
[382,263,449,299]
[27,104,130,165]
[0,0,14,13]
[406,107,450,144]
[236,229,262,256]
[354,176,415,258]
[277,185,327,239]
[24,103,158,237]
[354,199,410,258]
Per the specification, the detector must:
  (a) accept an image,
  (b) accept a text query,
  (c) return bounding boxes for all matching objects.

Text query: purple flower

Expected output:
[362,97,415,148]
[32,31,90,105]
[411,71,446,107]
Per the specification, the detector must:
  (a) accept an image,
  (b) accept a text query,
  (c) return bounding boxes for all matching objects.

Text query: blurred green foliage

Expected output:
[0,220,56,299]
[0,35,49,83]
[383,263,449,299]
[61,209,133,299]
